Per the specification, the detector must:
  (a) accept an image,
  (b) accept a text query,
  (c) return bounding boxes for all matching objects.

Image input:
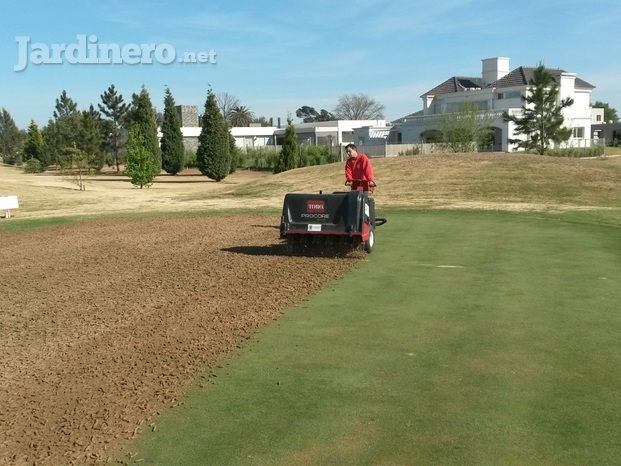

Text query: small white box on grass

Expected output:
[0,195,19,218]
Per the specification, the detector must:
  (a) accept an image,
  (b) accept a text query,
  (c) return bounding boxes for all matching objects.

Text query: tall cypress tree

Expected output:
[128,86,161,176]
[275,116,298,173]
[196,90,230,181]
[160,88,185,175]
[24,120,45,165]
[228,130,240,174]
[98,84,129,172]
[503,65,574,154]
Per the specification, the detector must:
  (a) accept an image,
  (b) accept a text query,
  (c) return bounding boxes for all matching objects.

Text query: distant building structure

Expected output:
[176,105,199,127]
[164,58,600,157]
[391,57,596,152]
[164,105,389,157]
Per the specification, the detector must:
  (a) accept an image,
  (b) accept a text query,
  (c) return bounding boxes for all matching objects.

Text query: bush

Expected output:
[299,145,338,167]
[242,145,337,170]
[23,158,44,173]
[398,146,421,156]
[548,145,605,158]
[2,151,22,165]
[184,149,197,168]
[235,148,248,170]
[245,147,280,170]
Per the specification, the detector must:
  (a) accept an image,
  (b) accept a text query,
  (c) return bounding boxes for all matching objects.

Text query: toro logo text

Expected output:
[302,200,329,220]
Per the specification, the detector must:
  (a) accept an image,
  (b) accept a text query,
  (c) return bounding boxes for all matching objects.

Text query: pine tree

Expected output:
[78,106,105,171]
[52,90,81,155]
[99,84,129,172]
[41,120,58,167]
[53,90,78,118]
[275,117,298,173]
[503,66,574,154]
[160,88,185,175]
[24,120,47,166]
[125,125,156,188]
[127,86,161,176]
[0,108,23,165]
[196,90,230,181]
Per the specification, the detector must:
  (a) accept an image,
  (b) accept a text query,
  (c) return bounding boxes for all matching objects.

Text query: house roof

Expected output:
[423,76,484,96]
[492,66,595,89]
[391,110,423,124]
[422,66,595,97]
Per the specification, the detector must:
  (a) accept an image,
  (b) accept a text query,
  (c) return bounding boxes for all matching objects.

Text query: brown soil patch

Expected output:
[0,215,363,464]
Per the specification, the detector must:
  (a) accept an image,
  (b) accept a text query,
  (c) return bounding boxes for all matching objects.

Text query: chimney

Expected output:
[482,57,510,87]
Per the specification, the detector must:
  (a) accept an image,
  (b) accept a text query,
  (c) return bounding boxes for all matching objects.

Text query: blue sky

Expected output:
[1,0,620,129]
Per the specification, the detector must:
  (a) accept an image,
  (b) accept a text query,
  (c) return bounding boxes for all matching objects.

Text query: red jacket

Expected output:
[345,153,374,189]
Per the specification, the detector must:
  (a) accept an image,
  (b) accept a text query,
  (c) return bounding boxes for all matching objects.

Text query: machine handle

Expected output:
[346,179,376,193]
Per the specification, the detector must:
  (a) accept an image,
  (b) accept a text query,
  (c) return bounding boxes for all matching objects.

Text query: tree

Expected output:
[0,109,23,165]
[98,84,129,172]
[78,105,105,171]
[41,119,58,167]
[229,105,255,127]
[127,86,161,176]
[503,65,574,154]
[295,106,335,123]
[316,109,336,122]
[160,87,185,175]
[228,130,242,174]
[125,125,156,188]
[24,120,48,166]
[52,90,81,164]
[60,146,89,190]
[592,101,619,123]
[216,92,240,126]
[196,90,230,181]
[275,116,298,174]
[53,90,78,118]
[333,93,385,120]
[253,116,273,127]
[438,101,494,153]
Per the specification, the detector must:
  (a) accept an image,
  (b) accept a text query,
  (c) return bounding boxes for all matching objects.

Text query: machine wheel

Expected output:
[364,228,375,253]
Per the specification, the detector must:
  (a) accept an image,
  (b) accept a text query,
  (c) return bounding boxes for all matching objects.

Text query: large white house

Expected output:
[393,57,596,152]
[166,57,596,155]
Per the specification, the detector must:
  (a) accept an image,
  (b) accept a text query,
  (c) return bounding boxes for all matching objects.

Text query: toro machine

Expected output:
[279,180,387,256]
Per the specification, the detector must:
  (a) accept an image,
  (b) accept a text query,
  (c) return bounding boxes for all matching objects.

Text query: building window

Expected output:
[497,91,521,99]
[596,114,602,121]
[573,127,585,138]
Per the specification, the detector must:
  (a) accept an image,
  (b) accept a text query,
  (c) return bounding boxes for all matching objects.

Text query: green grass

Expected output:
[128,209,621,465]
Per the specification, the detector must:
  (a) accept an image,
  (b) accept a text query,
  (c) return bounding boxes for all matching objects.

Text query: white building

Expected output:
[168,109,389,154]
[393,57,596,152]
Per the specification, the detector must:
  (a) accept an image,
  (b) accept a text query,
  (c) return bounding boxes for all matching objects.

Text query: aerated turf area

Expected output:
[130,210,621,464]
